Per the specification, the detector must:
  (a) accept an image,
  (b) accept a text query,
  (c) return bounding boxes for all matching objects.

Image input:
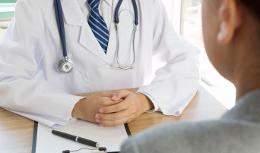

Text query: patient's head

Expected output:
[202,0,260,98]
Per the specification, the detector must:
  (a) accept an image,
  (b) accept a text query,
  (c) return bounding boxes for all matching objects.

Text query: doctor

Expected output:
[0,0,199,127]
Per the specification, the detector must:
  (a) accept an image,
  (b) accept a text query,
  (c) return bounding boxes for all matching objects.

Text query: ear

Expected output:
[217,0,241,44]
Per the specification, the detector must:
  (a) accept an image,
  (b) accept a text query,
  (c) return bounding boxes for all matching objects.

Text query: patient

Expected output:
[120,0,260,153]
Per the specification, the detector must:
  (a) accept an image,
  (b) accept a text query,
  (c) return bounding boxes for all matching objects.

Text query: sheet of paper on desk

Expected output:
[35,120,128,153]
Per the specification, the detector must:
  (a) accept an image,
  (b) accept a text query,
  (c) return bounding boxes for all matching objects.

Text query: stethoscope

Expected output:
[54,0,139,73]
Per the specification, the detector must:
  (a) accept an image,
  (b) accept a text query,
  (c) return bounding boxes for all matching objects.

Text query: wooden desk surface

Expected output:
[0,87,227,153]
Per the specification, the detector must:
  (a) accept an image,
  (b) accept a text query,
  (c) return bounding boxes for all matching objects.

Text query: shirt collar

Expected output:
[222,89,260,123]
[78,0,112,7]
[102,0,113,6]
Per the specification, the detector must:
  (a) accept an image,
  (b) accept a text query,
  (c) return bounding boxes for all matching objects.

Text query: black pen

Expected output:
[52,130,99,148]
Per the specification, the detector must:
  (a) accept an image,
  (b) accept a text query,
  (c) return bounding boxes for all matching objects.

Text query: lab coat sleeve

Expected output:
[0,0,83,127]
[138,0,200,116]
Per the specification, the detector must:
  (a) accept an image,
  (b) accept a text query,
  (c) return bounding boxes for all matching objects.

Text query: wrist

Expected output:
[72,98,86,118]
[137,93,154,112]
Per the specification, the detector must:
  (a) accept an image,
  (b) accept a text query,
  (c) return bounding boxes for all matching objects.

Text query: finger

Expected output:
[111,90,131,101]
[95,109,134,122]
[101,98,123,106]
[99,114,136,127]
[75,92,113,98]
[98,97,116,106]
[99,97,112,102]
[99,97,125,109]
[99,100,129,113]
[99,92,115,97]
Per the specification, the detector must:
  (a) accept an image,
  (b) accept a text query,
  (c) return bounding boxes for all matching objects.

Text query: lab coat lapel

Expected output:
[79,26,109,62]
[61,0,113,63]
[61,0,85,26]
[77,1,117,65]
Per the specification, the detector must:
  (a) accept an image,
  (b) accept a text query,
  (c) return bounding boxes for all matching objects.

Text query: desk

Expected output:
[0,86,227,153]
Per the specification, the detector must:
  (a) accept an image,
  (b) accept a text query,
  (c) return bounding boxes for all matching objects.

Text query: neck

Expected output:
[233,62,260,101]
[230,14,260,101]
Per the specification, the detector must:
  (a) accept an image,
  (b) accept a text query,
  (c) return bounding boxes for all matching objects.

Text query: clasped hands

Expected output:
[72,90,154,127]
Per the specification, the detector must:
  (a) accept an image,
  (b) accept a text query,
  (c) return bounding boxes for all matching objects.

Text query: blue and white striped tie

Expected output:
[87,0,110,53]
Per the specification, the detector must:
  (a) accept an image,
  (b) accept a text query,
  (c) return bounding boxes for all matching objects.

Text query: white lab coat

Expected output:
[0,0,200,127]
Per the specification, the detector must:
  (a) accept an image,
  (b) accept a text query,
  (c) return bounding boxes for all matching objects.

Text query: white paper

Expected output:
[35,120,128,153]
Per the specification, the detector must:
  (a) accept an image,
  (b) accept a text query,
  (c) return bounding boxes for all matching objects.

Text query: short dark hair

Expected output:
[238,0,260,20]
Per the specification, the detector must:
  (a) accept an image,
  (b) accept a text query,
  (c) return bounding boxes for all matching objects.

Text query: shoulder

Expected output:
[136,0,166,24]
[121,120,260,153]
[137,0,163,10]
[137,0,161,6]
[14,0,54,25]
[17,0,53,6]
[16,0,53,12]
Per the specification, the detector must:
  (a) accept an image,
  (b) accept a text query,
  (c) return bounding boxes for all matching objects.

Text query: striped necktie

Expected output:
[87,0,110,53]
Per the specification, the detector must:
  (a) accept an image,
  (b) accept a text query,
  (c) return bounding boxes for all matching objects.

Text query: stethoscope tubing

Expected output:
[114,0,138,26]
[54,0,68,58]
[55,0,139,72]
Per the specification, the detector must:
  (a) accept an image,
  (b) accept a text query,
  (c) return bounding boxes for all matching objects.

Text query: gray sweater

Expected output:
[121,90,260,153]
